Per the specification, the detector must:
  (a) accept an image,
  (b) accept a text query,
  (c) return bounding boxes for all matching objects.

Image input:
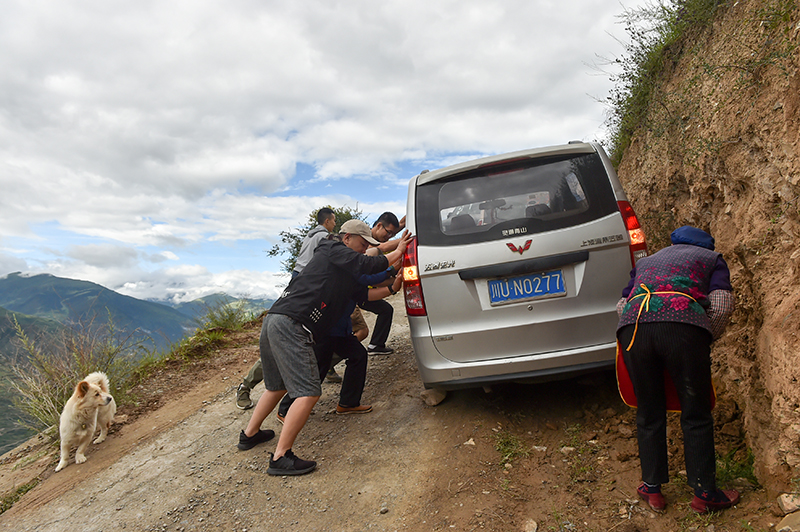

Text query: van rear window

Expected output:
[415,153,618,246]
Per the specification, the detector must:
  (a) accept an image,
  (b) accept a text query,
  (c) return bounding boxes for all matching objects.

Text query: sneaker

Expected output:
[325,368,343,383]
[690,489,740,514]
[637,483,666,512]
[237,429,275,450]
[236,384,253,410]
[367,345,394,355]
[267,449,317,476]
[276,412,285,424]
[335,404,373,415]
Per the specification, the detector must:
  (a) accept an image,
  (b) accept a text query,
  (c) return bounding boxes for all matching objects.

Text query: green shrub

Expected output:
[195,296,253,331]
[606,0,727,166]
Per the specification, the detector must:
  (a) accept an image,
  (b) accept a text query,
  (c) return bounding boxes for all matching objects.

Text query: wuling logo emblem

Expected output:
[506,240,532,254]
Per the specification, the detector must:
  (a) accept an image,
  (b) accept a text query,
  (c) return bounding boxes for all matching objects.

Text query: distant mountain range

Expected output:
[166,292,275,321]
[0,272,273,454]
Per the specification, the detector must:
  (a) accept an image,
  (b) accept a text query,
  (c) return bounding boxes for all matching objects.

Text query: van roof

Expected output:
[415,142,598,186]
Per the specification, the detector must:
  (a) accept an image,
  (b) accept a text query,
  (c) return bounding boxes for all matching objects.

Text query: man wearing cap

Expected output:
[237,219,411,476]
[616,226,738,514]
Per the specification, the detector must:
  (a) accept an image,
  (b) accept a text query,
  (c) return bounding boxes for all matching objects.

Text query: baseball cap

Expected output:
[340,219,380,245]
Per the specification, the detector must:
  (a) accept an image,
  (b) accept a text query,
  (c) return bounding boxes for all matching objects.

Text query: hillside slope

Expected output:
[616,0,800,492]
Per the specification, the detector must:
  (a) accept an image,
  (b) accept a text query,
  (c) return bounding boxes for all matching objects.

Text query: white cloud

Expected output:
[0,0,642,301]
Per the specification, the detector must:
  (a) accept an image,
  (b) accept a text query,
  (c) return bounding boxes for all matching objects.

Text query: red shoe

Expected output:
[690,489,740,514]
[637,483,666,512]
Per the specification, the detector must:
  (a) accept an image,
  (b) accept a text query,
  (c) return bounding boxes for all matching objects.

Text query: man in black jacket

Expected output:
[237,220,411,476]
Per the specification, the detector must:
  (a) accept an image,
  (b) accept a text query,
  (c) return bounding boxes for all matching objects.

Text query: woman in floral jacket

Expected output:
[616,226,737,514]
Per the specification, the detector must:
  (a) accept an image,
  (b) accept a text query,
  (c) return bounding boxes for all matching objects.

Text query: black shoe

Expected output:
[267,449,317,476]
[367,345,394,355]
[325,368,343,383]
[237,429,275,450]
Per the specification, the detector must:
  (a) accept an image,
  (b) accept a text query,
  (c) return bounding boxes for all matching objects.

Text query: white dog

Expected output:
[55,371,117,472]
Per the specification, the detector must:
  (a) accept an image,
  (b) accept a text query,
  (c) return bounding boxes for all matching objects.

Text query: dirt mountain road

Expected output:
[0,297,776,531]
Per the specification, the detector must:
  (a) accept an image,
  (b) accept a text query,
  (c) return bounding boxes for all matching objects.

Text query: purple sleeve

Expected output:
[621,268,636,298]
[708,255,733,292]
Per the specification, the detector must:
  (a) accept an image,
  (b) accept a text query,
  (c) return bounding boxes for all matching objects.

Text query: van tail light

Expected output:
[402,237,427,316]
[617,201,648,266]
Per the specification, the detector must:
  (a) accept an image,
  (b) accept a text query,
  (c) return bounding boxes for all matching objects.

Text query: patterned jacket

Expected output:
[617,244,732,337]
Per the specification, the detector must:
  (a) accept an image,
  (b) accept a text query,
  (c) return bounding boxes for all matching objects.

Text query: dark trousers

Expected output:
[617,322,716,491]
[278,335,368,415]
[358,299,393,347]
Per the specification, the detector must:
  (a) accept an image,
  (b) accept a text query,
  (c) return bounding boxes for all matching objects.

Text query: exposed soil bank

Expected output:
[616,0,800,493]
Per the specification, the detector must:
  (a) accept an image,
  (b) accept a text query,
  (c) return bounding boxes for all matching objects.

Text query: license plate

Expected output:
[488,269,566,306]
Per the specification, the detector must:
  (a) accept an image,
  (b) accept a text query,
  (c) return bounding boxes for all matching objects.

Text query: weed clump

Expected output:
[493,430,529,466]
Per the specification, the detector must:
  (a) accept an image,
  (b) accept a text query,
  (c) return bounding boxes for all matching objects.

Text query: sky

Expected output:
[0,0,645,304]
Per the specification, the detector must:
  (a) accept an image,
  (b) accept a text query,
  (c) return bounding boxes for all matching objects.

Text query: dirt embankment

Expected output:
[0,297,780,531]
[616,0,800,493]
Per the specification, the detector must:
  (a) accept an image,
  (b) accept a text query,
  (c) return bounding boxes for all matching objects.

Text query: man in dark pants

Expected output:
[276,272,403,420]
[276,242,401,417]
[235,207,337,410]
[236,220,411,476]
[361,212,405,354]
[616,226,738,514]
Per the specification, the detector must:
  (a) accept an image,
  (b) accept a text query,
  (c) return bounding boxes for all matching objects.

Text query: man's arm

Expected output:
[367,272,403,301]
[368,229,410,255]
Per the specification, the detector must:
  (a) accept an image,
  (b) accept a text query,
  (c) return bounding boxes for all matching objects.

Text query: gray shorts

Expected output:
[259,313,321,398]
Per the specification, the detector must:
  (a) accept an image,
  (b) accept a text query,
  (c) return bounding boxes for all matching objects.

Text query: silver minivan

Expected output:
[402,142,648,390]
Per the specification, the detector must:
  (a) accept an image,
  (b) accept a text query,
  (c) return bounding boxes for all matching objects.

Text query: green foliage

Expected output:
[129,297,254,389]
[756,0,797,30]
[167,328,227,362]
[716,447,759,487]
[194,296,253,331]
[493,430,529,466]
[8,314,146,435]
[0,480,38,515]
[267,205,365,273]
[606,0,727,166]
[606,0,797,167]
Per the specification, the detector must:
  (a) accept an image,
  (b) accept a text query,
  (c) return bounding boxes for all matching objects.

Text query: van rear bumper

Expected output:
[409,330,616,390]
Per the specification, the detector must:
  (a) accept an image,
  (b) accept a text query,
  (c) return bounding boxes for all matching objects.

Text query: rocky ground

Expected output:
[0,297,781,531]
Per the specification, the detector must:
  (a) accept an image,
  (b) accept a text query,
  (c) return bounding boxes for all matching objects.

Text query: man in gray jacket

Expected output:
[292,207,336,277]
